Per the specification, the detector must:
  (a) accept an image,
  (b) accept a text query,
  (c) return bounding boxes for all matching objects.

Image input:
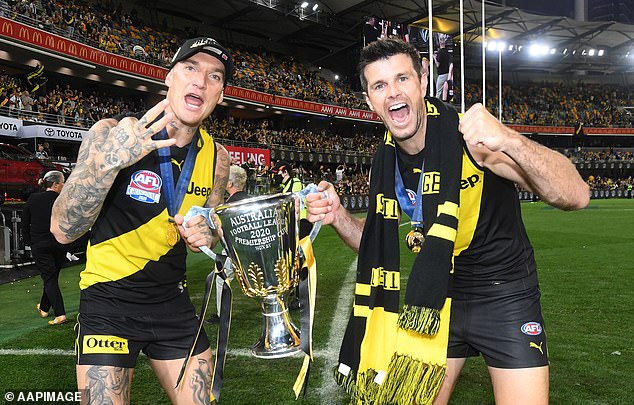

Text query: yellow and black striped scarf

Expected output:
[334,98,462,404]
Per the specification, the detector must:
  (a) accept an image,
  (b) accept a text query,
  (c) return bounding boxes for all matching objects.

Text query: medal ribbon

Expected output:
[156,127,200,219]
[394,150,424,228]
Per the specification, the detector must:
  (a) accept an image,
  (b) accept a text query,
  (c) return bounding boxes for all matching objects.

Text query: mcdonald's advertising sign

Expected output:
[32,30,43,45]
[1,20,14,36]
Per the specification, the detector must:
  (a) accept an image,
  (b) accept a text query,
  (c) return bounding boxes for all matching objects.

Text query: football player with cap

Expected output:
[51,37,234,404]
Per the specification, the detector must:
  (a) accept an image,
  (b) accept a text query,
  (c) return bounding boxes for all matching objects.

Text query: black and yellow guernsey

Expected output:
[400,122,537,292]
[79,128,217,316]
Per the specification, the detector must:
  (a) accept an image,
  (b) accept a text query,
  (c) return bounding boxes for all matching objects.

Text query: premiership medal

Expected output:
[167,221,180,246]
[156,126,200,249]
[394,147,426,253]
[406,228,425,253]
[394,148,425,253]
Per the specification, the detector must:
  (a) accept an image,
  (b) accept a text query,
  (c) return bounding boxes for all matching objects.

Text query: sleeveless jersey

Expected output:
[79,128,217,315]
[397,134,537,293]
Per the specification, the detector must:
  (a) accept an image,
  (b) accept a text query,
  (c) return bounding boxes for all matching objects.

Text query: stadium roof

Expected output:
[155,0,634,76]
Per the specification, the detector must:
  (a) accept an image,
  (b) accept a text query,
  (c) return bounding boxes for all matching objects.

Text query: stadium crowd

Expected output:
[565,147,634,161]
[465,82,634,128]
[5,0,634,124]
[1,0,365,109]
[0,73,145,126]
[204,117,379,154]
[3,0,634,126]
[585,175,634,192]
[1,0,633,196]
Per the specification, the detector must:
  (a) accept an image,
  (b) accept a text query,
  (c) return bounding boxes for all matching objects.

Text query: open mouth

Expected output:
[388,102,410,122]
[185,93,203,108]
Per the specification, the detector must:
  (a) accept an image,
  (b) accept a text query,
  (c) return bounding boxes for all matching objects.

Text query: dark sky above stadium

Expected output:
[492,0,575,17]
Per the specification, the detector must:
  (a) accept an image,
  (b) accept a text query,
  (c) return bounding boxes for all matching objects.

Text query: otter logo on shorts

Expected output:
[521,322,542,336]
[83,335,130,354]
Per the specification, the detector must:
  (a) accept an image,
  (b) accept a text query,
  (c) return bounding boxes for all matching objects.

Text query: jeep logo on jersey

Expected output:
[127,170,162,204]
[460,174,481,189]
[521,322,543,336]
[186,181,212,197]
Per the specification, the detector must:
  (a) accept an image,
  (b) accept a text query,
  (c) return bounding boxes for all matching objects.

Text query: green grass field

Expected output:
[1,199,633,404]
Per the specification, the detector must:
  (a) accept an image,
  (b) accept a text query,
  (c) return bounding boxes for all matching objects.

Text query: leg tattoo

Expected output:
[189,358,212,405]
[84,366,132,405]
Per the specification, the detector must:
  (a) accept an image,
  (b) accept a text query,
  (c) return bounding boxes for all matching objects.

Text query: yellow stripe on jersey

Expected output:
[80,210,173,289]
[454,150,484,256]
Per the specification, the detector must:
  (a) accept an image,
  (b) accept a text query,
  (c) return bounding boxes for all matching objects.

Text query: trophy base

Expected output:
[251,295,302,359]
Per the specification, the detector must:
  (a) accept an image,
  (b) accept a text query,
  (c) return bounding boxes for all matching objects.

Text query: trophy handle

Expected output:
[295,183,324,243]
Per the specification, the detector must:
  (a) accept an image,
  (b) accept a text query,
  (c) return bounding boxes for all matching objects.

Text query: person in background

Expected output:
[23,170,67,325]
[363,16,380,46]
[205,164,249,324]
[35,144,48,159]
[42,141,52,157]
[242,157,257,195]
[305,37,589,405]
[276,161,310,238]
[51,36,233,404]
[434,37,453,100]
[335,164,346,183]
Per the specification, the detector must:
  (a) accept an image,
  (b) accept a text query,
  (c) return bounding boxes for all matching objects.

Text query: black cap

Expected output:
[170,37,233,85]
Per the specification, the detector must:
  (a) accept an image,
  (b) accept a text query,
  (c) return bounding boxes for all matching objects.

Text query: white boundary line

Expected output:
[0,348,74,356]
[0,347,315,359]
[316,256,357,403]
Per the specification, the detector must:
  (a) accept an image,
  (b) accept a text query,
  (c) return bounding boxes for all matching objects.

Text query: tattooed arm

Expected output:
[207,143,230,209]
[51,101,176,244]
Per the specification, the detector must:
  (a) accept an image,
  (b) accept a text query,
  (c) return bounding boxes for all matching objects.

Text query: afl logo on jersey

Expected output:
[407,189,417,205]
[127,170,162,203]
[521,322,543,336]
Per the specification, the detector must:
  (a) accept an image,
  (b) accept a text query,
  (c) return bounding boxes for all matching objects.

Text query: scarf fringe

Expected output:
[397,304,440,335]
[333,366,357,399]
[333,355,446,405]
[377,353,446,405]
[356,370,380,404]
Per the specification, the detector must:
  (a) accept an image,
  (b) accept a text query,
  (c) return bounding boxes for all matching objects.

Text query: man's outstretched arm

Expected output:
[51,101,176,243]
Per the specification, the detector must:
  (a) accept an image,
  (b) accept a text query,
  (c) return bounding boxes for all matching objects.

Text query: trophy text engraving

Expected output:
[229,208,287,251]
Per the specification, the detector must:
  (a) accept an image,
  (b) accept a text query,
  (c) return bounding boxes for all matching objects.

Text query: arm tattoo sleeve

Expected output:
[205,144,230,209]
[52,120,121,242]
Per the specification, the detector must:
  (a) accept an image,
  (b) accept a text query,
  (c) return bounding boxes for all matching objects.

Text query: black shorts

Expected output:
[447,281,549,369]
[75,309,210,368]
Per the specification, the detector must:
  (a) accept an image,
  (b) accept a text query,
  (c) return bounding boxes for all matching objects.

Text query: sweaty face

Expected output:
[165,52,225,127]
[363,54,427,153]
